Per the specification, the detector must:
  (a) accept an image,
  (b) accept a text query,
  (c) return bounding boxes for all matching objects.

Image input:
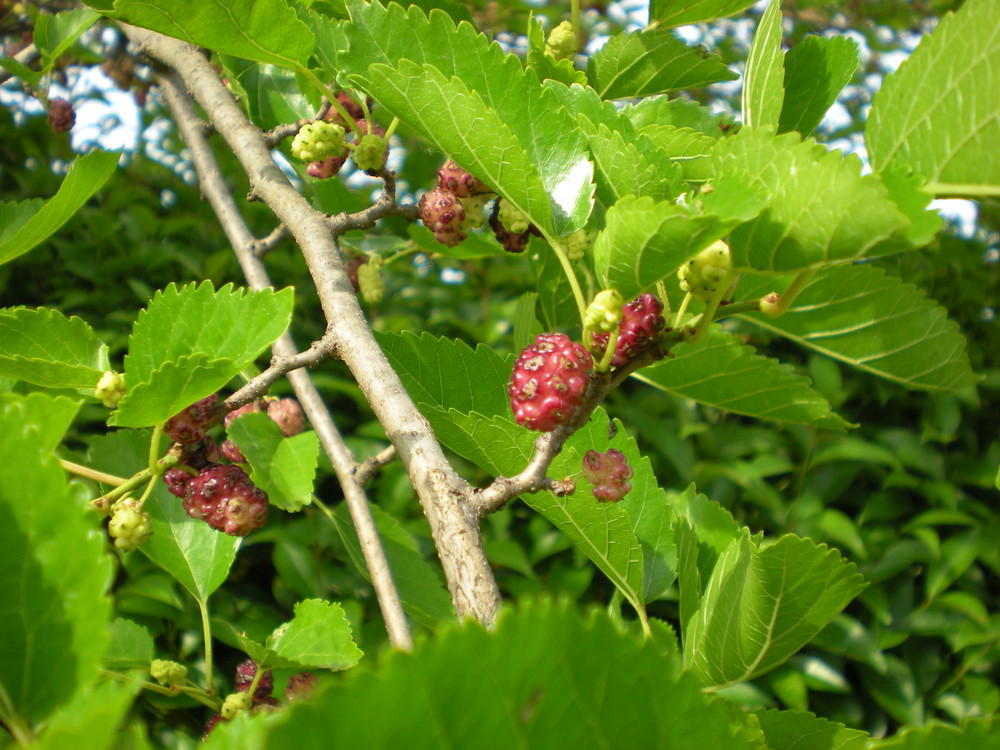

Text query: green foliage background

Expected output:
[1,0,998,747]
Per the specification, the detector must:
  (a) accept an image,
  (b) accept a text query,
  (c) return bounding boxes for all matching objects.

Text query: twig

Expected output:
[249,224,289,257]
[355,445,397,485]
[154,65,414,650]
[0,43,39,86]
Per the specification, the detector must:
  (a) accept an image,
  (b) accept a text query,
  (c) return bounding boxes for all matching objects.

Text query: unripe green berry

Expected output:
[290,121,345,163]
[459,194,491,230]
[221,692,253,720]
[357,262,384,304]
[150,659,188,687]
[108,498,152,552]
[496,199,530,234]
[353,133,388,172]
[759,291,782,317]
[562,229,591,261]
[94,370,126,408]
[677,239,733,301]
[584,290,624,333]
[545,21,577,61]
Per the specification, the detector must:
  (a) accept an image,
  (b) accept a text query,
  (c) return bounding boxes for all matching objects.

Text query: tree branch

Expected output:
[129,25,501,626]
[155,66,413,650]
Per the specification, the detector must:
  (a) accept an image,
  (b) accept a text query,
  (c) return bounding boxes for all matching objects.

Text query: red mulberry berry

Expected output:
[508,333,593,432]
[437,160,485,198]
[419,187,467,247]
[234,659,274,702]
[48,98,75,132]
[164,394,218,444]
[581,448,633,502]
[266,397,305,437]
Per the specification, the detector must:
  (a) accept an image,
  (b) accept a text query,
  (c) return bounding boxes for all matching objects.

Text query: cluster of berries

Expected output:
[107,496,152,552]
[581,449,633,502]
[204,660,318,739]
[508,294,666,433]
[160,395,304,537]
[588,293,667,367]
[299,91,389,178]
[417,160,539,252]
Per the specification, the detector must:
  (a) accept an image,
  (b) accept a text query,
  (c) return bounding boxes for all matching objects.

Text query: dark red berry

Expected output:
[508,333,593,432]
[488,201,535,254]
[590,294,666,367]
[224,400,263,428]
[285,671,319,701]
[182,464,269,536]
[419,187,467,247]
[437,160,485,198]
[164,394,218,444]
[581,449,633,502]
[307,152,347,178]
[220,439,246,464]
[234,659,274,702]
[163,466,195,498]
[48,98,75,132]
[203,713,222,740]
[266,398,305,437]
[324,91,367,125]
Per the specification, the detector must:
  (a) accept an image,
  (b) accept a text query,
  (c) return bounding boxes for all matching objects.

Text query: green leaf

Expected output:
[109,0,314,68]
[103,619,154,670]
[635,326,852,429]
[228,413,318,512]
[684,534,867,689]
[588,28,736,100]
[713,128,909,273]
[34,7,100,71]
[266,599,362,670]
[737,264,979,391]
[593,183,765,300]
[925,530,981,603]
[332,503,454,629]
[0,393,80,452]
[651,0,758,26]
[637,124,719,181]
[874,717,1000,749]
[255,601,754,749]
[111,282,293,427]
[754,708,869,750]
[240,599,362,671]
[670,486,745,636]
[0,150,119,266]
[219,56,317,130]
[866,0,1000,198]
[0,307,108,389]
[578,118,683,206]
[340,0,593,235]
[123,282,293,386]
[377,331,511,418]
[0,402,113,725]
[742,0,784,130]
[34,675,140,750]
[779,35,859,137]
[0,55,42,87]
[88,430,240,602]
[111,354,235,428]
[626,95,734,137]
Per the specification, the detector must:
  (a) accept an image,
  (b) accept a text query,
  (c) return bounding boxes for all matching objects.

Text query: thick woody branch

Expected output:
[155,67,413,650]
[129,25,501,627]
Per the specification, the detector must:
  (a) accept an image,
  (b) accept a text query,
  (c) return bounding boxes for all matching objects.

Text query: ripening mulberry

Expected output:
[508,333,593,432]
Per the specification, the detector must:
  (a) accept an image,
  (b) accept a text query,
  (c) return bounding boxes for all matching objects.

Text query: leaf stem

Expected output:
[542,230,588,323]
[99,670,222,710]
[636,605,652,639]
[571,0,581,42]
[298,67,361,136]
[197,597,215,695]
[148,425,164,475]
[673,292,694,329]
[60,459,128,486]
[766,267,816,316]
